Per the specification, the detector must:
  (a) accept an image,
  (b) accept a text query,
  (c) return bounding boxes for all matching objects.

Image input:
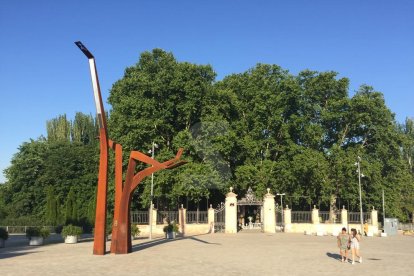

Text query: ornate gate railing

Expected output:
[157,211,179,224]
[214,202,225,233]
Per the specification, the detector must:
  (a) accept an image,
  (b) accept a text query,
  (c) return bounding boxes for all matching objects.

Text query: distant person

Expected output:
[337,227,349,263]
[350,228,362,264]
[364,222,369,236]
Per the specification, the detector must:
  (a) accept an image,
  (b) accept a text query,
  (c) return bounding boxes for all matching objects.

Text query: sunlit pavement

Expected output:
[1,232,413,276]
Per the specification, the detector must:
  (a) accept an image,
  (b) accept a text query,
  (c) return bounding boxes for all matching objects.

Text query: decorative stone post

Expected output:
[371,206,378,226]
[208,204,215,233]
[225,187,238,234]
[151,204,157,226]
[263,188,276,233]
[284,205,292,232]
[179,204,187,234]
[312,205,319,224]
[341,206,348,227]
[412,211,414,224]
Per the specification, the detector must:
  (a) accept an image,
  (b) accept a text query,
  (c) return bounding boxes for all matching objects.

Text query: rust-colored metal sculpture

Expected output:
[75,41,108,255]
[75,41,186,255]
[111,148,186,254]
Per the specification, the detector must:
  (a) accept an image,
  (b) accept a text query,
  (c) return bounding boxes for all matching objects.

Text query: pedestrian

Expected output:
[364,221,369,236]
[337,227,349,263]
[350,228,362,264]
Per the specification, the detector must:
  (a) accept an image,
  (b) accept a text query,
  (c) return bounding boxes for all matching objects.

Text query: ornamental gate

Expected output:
[237,187,263,230]
[214,202,225,232]
[275,204,283,232]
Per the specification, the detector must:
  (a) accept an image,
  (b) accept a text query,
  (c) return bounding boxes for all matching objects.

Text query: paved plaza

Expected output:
[1,232,413,276]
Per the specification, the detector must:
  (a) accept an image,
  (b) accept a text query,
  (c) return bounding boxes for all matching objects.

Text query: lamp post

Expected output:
[382,189,385,228]
[355,156,365,234]
[277,193,285,229]
[148,142,158,240]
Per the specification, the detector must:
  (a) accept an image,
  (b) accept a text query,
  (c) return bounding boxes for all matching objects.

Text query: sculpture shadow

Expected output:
[188,236,220,245]
[131,234,220,252]
[131,237,177,252]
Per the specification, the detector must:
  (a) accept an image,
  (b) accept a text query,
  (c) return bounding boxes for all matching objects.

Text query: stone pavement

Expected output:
[1,232,413,276]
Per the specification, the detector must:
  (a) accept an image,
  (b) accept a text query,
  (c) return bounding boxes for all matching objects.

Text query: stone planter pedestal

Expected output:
[29,236,44,246]
[65,235,78,244]
[166,232,176,239]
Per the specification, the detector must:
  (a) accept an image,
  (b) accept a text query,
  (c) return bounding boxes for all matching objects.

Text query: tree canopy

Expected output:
[1,49,413,224]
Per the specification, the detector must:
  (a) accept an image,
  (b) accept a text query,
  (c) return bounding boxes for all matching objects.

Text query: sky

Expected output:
[0,0,413,183]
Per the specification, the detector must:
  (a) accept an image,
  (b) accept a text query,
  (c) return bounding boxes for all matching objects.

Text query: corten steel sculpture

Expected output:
[75,41,186,255]
[75,41,109,255]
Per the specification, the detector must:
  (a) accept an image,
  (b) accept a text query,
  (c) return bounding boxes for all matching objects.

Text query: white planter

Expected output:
[166,231,176,239]
[29,236,44,246]
[0,238,5,248]
[65,235,78,244]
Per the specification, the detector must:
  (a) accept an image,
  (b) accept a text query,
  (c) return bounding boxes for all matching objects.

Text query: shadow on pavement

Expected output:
[188,236,220,245]
[131,234,220,252]
[0,249,41,260]
[0,233,65,259]
[326,252,341,261]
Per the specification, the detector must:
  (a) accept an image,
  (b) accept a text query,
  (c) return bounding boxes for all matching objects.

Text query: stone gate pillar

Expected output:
[208,204,215,233]
[312,205,319,224]
[179,204,187,235]
[151,204,157,226]
[341,206,348,227]
[263,188,276,233]
[225,187,238,234]
[371,206,378,227]
[284,205,292,233]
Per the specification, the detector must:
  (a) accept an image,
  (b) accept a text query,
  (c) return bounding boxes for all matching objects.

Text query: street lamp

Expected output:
[277,193,285,230]
[148,142,159,240]
[355,156,365,234]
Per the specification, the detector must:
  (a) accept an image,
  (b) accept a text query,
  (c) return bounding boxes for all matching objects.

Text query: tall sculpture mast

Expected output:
[75,41,186,255]
[75,41,108,255]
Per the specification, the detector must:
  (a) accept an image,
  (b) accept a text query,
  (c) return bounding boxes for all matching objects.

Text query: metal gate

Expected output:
[275,204,283,232]
[214,202,225,233]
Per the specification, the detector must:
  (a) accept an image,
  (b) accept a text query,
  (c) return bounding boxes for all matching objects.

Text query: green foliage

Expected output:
[163,222,178,233]
[3,134,98,224]
[65,188,78,225]
[47,113,98,145]
[61,224,83,237]
[131,224,140,237]
[26,227,50,239]
[2,50,414,224]
[0,227,8,240]
[45,186,59,226]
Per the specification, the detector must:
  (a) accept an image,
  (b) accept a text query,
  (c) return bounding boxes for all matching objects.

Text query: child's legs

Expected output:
[340,249,346,259]
[355,248,360,258]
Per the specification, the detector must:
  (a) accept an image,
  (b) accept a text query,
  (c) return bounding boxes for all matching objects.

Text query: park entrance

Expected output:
[237,187,263,230]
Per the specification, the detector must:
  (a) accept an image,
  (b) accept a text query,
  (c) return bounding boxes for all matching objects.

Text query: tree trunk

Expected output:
[329,194,337,223]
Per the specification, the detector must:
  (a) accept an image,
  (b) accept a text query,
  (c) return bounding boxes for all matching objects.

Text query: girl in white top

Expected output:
[350,228,362,264]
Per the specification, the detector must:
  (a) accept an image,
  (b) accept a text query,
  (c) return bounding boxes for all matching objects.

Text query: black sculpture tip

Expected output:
[75,41,94,59]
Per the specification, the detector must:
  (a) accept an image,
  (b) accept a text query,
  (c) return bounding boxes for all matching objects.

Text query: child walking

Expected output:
[350,228,362,264]
[337,227,349,263]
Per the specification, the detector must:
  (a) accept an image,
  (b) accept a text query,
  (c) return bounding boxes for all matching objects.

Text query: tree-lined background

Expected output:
[1,49,413,228]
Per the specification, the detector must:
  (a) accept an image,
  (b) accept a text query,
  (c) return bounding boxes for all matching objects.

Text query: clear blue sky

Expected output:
[1,0,413,183]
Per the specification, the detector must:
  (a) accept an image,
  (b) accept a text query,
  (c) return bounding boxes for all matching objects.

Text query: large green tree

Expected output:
[2,50,413,223]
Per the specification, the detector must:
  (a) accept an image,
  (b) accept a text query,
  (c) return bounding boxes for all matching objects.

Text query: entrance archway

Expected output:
[237,187,263,230]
